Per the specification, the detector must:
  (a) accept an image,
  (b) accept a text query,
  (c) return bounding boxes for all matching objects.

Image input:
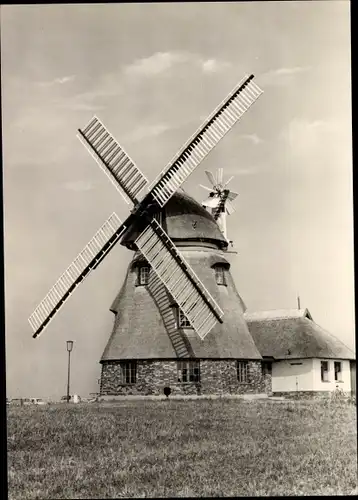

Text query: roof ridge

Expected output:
[244,309,307,321]
[247,312,355,360]
[305,318,356,355]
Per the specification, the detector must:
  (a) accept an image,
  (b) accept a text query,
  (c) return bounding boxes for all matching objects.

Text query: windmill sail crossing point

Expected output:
[29,74,263,340]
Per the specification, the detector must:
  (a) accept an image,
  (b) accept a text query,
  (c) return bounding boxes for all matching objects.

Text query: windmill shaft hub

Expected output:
[29,74,262,340]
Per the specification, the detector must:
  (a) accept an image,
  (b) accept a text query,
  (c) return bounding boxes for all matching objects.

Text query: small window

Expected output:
[334,361,342,382]
[215,266,226,285]
[237,361,249,383]
[177,307,192,329]
[138,266,149,285]
[120,361,137,384]
[321,361,329,382]
[178,360,200,383]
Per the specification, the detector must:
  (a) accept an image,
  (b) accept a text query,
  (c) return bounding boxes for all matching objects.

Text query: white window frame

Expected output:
[177,307,192,329]
[215,265,226,286]
[321,360,329,382]
[177,360,200,383]
[138,265,149,286]
[237,361,250,383]
[334,361,342,382]
[120,361,137,384]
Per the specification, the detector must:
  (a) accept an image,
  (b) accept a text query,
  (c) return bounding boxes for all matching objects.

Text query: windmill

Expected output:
[200,168,238,242]
[28,74,263,342]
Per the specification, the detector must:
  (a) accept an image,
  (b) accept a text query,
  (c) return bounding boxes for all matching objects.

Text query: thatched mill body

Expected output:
[100,189,266,396]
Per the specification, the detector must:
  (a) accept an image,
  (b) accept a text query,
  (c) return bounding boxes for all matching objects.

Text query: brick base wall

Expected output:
[273,391,351,400]
[100,359,271,396]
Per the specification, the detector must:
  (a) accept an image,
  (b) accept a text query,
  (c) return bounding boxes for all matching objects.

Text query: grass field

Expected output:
[7,398,357,498]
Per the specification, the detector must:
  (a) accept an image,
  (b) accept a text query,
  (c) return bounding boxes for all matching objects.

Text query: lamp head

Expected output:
[66,340,74,352]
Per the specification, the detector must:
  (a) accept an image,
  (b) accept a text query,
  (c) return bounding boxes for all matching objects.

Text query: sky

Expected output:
[2,1,354,400]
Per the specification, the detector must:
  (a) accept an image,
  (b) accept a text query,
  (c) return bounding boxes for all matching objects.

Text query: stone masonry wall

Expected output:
[264,373,273,396]
[100,359,270,396]
[273,390,351,400]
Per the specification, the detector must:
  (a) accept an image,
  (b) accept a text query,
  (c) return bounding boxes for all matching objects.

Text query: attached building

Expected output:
[245,309,355,397]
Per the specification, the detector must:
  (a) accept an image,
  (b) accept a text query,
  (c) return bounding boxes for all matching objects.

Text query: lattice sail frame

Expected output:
[148,75,263,207]
[29,213,126,338]
[77,116,148,204]
[29,74,263,340]
[135,219,224,340]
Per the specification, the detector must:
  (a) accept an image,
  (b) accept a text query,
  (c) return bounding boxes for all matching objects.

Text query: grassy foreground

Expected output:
[7,399,357,498]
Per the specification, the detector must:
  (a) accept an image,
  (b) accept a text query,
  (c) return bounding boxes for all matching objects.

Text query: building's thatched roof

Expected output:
[121,189,228,250]
[101,248,261,361]
[244,309,355,360]
[244,308,313,321]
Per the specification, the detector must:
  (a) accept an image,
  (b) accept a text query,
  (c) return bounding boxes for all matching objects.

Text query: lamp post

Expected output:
[66,340,74,403]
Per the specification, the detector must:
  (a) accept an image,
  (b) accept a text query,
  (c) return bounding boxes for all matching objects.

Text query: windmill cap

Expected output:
[121,189,228,249]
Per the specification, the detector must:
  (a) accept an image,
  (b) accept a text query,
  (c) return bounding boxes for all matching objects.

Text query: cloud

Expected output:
[123,123,172,143]
[38,75,76,87]
[55,98,105,112]
[123,51,232,79]
[270,67,309,77]
[124,52,188,77]
[282,118,339,156]
[240,133,263,145]
[67,77,124,105]
[201,58,231,74]
[260,66,310,86]
[9,106,68,136]
[63,180,94,192]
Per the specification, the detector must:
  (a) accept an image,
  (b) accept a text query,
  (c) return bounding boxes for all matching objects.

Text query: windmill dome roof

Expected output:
[121,189,228,249]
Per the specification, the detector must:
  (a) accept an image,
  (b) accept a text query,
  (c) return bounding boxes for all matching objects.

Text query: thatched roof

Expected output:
[244,309,355,360]
[121,189,228,250]
[244,308,313,321]
[101,247,261,361]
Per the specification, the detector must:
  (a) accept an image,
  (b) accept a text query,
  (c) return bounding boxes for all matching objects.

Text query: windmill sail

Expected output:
[30,73,262,340]
[77,116,148,205]
[217,168,223,185]
[135,219,224,339]
[28,213,126,338]
[205,170,216,187]
[226,200,236,215]
[227,191,239,201]
[149,75,263,207]
[224,175,234,187]
[199,183,214,193]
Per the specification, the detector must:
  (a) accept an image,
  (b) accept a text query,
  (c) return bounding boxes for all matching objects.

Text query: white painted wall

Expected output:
[272,359,313,393]
[272,358,352,393]
[312,358,351,392]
